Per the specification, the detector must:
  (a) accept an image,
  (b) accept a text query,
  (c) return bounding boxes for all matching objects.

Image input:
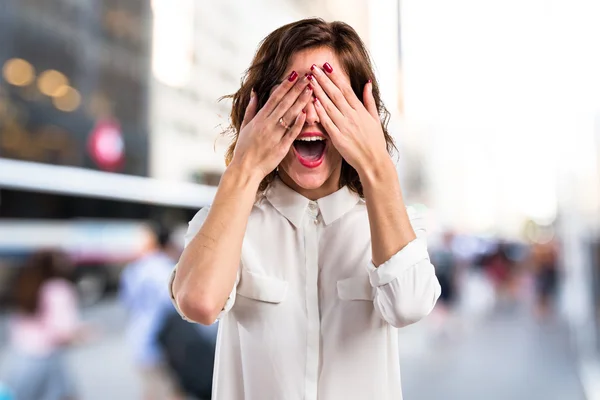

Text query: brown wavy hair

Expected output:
[222,18,397,197]
[12,250,72,315]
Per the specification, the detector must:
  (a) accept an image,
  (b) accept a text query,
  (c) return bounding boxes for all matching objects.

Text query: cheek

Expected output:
[326,144,342,162]
[279,149,296,170]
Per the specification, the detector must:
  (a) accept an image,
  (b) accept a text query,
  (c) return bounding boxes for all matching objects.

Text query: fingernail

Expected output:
[307,84,313,91]
[302,109,306,114]
[311,64,316,71]
[323,62,333,73]
[306,74,314,81]
[313,97,319,105]
[250,89,255,98]
[368,79,372,84]
[288,71,298,82]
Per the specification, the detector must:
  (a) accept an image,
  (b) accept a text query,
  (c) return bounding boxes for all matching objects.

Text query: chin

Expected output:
[286,169,332,190]
[279,151,341,197]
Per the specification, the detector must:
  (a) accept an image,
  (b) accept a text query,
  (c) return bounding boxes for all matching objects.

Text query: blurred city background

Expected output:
[0,0,599,399]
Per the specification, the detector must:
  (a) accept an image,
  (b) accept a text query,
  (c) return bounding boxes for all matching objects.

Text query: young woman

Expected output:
[170,18,441,400]
[5,251,86,400]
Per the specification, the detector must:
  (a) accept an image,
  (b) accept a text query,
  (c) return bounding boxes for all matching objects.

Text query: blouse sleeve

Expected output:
[367,207,442,328]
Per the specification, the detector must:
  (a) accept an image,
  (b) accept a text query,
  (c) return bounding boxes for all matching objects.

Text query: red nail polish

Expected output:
[302,109,306,114]
[307,74,314,81]
[311,64,316,71]
[288,71,298,82]
[313,97,318,104]
[368,79,372,83]
[323,62,333,73]
[307,84,313,91]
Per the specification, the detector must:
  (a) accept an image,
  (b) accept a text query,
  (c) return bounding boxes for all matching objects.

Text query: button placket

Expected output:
[304,200,320,399]
[307,201,320,225]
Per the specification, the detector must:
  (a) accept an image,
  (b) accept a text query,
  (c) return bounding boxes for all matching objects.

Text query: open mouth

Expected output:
[293,135,327,168]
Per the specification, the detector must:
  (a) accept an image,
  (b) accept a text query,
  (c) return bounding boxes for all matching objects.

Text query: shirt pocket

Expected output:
[337,274,375,301]
[237,269,288,303]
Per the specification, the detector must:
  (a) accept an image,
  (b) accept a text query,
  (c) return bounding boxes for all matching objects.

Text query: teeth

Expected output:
[297,136,324,141]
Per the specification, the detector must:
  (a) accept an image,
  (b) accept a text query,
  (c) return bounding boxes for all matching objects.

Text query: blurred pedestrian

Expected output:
[4,250,87,400]
[157,310,217,400]
[432,231,458,309]
[119,225,184,400]
[530,233,560,320]
[171,18,441,400]
[429,231,459,337]
[481,242,518,309]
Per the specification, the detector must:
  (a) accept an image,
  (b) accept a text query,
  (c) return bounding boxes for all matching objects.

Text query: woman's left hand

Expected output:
[309,62,390,176]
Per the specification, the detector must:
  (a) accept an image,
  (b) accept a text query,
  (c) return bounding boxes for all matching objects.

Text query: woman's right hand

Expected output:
[230,71,313,180]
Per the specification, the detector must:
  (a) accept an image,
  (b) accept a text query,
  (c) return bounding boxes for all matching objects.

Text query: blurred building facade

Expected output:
[0,0,385,187]
[0,0,152,176]
[0,0,168,305]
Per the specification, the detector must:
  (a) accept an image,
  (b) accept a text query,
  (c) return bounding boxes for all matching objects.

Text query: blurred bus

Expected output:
[0,158,216,307]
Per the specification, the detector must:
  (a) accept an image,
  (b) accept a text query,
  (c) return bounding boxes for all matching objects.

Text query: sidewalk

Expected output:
[579,356,600,400]
[0,298,590,400]
[398,306,586,400]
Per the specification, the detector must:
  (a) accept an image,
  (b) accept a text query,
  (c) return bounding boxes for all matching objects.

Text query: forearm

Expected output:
[359,158,416,267]
[173,163,261,323]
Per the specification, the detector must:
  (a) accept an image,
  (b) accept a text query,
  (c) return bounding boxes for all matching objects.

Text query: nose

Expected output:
[304,97,319,126]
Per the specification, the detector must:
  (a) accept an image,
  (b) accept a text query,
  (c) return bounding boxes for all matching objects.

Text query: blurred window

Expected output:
[151,0,195,87]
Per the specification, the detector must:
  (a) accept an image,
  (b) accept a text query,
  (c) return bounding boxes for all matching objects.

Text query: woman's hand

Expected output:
[308,63,390,177]
[230,72,313,181]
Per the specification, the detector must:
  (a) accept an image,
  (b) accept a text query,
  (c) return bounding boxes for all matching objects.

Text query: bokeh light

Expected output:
[2,58,35,87]
[37,69,69,97]
[52,86,81,112]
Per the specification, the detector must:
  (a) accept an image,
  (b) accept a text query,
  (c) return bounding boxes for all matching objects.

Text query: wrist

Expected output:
[223,161,263,191]
[357,156,396,188]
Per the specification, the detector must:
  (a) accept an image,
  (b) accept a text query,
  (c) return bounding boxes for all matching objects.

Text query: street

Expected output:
[0,297,587,400]
[399,308,586,400]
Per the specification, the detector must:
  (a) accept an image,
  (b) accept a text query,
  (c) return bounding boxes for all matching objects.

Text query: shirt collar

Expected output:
[265,177,360,228]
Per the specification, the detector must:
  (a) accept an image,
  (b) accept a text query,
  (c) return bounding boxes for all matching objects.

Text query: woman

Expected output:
[170,18,441,400]
[5,250,86,400]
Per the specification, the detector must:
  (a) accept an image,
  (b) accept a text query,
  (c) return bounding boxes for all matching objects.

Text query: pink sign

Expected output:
[87,120,124,171]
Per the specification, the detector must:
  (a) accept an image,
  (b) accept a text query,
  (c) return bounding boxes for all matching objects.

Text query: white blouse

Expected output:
[170,177,441,400]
